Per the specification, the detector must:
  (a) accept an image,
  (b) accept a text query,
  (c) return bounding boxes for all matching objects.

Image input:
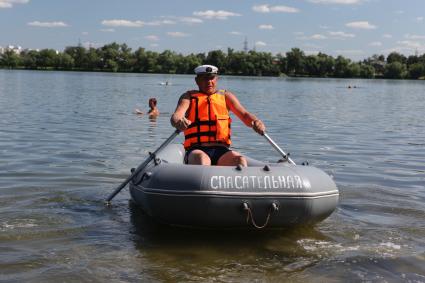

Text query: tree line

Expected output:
[1,42,425,79]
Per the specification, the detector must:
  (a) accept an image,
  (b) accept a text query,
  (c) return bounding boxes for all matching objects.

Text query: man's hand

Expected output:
[174,117,192,131]
[252,119,265,135]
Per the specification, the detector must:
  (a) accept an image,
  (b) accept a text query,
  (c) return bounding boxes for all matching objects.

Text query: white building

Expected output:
[1,45,23,54]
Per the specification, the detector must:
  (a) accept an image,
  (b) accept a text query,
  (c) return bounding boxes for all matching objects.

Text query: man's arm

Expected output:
[225,91,265,135]
[170,92,192,131]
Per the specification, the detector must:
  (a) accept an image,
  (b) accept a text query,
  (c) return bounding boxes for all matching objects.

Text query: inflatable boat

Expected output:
[128,141,339,229]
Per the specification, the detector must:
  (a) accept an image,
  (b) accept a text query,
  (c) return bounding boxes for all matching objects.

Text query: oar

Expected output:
[263,133,296,165]
[105,129,180,205]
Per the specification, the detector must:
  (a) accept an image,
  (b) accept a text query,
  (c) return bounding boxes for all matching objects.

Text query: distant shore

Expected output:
[2,67,424,81]
[1,42,424,80]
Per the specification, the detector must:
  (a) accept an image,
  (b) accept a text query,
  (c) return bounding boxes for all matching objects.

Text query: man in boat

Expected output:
[170,65,265,166]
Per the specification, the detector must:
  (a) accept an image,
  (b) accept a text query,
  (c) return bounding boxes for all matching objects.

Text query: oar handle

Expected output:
[263,133,296,165]
[105,129,180,204]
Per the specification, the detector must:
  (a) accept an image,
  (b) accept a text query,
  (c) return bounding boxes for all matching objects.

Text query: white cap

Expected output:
[194,65,218,76]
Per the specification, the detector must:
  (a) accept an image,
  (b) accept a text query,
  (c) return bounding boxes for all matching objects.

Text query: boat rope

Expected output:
[242,202,279,229]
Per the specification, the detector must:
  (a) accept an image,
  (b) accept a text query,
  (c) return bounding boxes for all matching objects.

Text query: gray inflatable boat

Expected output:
[129,143,339,229]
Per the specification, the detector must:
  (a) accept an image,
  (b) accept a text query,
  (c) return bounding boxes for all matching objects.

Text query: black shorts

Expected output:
[185,145,231,165]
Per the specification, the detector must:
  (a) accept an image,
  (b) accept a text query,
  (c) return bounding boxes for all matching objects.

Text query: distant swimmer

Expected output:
[147,98,159,117]
[134,98,159,117]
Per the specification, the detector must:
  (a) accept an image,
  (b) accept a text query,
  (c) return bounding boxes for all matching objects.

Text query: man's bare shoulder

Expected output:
[223,90,237,100]
[180,90,198,100]
[178,90,196,102]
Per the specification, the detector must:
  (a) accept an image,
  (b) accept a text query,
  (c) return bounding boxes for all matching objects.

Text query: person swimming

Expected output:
[147,98,159,117]
[135,98,159,117]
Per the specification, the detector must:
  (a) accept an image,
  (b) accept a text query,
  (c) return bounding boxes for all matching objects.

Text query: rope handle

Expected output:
[242,202,279,229]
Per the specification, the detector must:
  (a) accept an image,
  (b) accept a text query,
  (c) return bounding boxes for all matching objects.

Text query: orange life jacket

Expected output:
[183,90,232,149]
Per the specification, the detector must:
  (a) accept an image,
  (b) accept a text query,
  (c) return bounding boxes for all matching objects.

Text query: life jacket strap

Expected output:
[185,131,216,140]
[187,120,216,129]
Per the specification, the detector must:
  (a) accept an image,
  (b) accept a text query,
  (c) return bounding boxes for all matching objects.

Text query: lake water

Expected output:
[0,70,424,282]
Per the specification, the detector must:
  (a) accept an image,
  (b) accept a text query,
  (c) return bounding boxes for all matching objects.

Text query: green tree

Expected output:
[275,53,287,75]
[176,53,202,74]
[360,64,375,78]
[227,51,248,75]
[196,52,206,63]
[37,49,58,69]
[246,51,279,76]
[157,50,178,73]
[0,50,21,68]
[286,48,305,75]
[64,46,87,69]
[407,62,425,79]
[3,42,425,79]
[99,42,120,71]
[55,53,74,69]
[364,54,385,77]
[406,55,419,66]
[20,50,39,69]
[344,63,361,77]
[304,55,320,76]
[387,52,407,64]
[317,53,335,77]
[133,47,148,73]
[206,50,227,73]
[334,56,351,77]
[144,51,159,73]
[105,59,118,72]
[85,47,101,70]
[384,61,407,79]
[118,43,133,71]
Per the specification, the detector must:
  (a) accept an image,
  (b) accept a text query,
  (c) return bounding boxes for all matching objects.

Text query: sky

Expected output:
[1,0,425,60]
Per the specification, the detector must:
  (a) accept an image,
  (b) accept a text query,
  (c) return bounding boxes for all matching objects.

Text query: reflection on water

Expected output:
[0,70,424,282]
[148,117,158,139]
[128,202,331,281]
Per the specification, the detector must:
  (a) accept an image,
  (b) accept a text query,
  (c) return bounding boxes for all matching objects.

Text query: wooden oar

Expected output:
[263,133,296,165]
[105,129,180,205]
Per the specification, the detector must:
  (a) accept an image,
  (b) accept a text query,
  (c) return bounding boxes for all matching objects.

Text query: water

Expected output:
[0,70,424,282]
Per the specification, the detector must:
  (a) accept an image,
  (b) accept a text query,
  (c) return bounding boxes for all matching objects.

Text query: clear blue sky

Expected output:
[1,0,424,60]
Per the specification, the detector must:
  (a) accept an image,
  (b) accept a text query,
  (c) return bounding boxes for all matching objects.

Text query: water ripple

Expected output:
[0,71,424,282]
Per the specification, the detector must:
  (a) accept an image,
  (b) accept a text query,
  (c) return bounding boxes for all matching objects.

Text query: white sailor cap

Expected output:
[194,65,218,76]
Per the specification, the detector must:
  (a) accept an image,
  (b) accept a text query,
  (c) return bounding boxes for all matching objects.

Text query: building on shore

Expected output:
[0,45,23,55]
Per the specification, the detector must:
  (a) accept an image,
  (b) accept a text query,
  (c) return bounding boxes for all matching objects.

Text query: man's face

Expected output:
[195,75,218,95]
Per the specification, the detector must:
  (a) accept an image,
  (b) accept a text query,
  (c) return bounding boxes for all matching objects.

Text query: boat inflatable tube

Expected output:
[129,144,339,229]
